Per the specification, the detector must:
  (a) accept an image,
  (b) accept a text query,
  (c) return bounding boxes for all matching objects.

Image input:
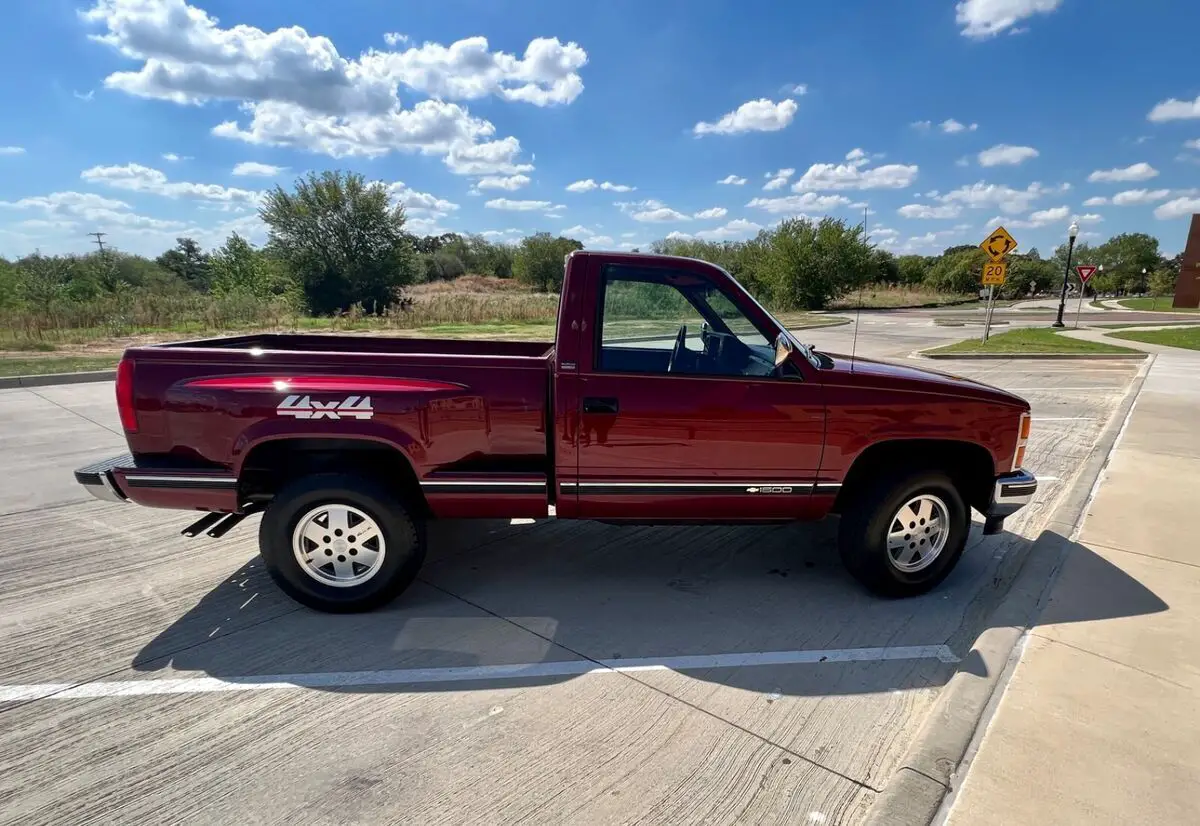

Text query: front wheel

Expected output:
[838,471,969,597]
[259,473,426,613]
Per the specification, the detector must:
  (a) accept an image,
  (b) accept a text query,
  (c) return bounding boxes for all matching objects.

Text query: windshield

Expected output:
[710,264,822,368]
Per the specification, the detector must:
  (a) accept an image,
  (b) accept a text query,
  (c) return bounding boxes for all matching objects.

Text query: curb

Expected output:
[918,352,1148,361]
[862,355,1156,826]
[0,370,116,390]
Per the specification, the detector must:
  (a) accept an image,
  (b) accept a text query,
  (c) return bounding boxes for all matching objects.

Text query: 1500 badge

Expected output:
[277,395,374,420]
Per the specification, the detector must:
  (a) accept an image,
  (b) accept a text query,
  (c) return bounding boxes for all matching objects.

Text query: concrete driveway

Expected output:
[0,319,1146,825]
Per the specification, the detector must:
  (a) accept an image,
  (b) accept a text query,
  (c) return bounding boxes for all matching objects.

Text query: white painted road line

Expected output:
[1033,417,1097,422]
[0,645,960,702]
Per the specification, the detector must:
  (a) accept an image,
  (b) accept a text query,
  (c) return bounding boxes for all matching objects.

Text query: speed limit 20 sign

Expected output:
[982,261,1007,286]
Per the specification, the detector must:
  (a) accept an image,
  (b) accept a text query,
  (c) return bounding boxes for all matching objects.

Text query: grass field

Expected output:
[828,287,975,310]
[1108,326,1200,351]
[0,356,120,377]
[1115,297,1200,313]
[925,327,1140,356]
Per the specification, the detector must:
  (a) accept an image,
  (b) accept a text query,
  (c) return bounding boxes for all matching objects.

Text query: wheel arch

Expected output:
[834,438,995,515]
[237,436,428,516]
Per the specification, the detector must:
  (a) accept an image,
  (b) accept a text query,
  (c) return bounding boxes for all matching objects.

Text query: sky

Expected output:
[2,0,1200,261]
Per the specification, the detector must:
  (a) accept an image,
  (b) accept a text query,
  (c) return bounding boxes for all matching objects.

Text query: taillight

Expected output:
[1013,411,1031,470]
[116,358,138,433]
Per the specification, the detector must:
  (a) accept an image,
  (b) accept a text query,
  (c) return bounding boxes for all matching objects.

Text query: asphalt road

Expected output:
[0,317,1141,825]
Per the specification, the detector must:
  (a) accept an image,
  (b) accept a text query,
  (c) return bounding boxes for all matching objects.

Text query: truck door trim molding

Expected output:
[560,481,840,496]
[420,480,546,496]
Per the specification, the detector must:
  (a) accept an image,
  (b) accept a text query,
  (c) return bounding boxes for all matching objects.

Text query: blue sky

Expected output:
[2,0,1200,260]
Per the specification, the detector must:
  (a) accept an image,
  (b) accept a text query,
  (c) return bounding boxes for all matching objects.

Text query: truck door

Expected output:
[571,257,826,521]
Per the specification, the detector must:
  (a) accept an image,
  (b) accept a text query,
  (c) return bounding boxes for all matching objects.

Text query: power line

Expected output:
[88,232,107,253]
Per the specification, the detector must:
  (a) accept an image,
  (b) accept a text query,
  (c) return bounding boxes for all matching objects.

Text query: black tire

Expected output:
[838,470,969,597]
[259,473,426,613]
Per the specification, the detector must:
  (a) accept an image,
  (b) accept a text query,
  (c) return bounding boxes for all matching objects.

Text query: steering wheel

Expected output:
[667,324,687,373]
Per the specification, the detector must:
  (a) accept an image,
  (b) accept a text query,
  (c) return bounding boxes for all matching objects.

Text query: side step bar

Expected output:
[182,508,259,539]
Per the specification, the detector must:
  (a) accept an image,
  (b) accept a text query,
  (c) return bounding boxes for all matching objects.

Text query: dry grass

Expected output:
[828,286,976,310]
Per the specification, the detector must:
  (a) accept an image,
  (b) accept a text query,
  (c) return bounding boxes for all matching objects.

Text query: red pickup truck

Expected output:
[76,251,1036,612]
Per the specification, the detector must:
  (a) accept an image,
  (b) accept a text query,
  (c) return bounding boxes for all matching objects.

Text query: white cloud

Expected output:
[1073,212,1103,222]
[84,1,586,109]
[693,98,798,136]
[565,179,634,193]
[939,181,1066,213]
[632,206,691,222]
[0,190,189,233]
[616,198,665,214]
[1111,189,1171,206]
[664,231,693,241]
[443,136,534,176]
[74,90,96,102]
[1155,197,1200,220]
[82,1,576,166]
[383,32,409,47]
[977,144,1039,167]
[898,203,962,219]
[747,193,852,213]
[693,207,728,219]
[384,182,458,215]
[232,161,285,177]
[1185,139,1200,150]
[1148,96,1200,123]
[911,120,932,131]
[718,174,747,186]
[763,168,795,191]
[941,119,978,133]
[475,174,530,191]
[793,151,918,191]
[695,218,763,240]
[1083,196,1108,207]
[161,152,191,162]
[81,163,260,203]
[955,156,970,167]
[485,198,560,211]
[956,0,1064,38]
[1087,163,1158,183]
[0,146,26,155]
[782,83,808,96]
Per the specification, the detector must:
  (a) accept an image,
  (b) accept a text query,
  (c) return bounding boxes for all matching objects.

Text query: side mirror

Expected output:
[774,332,795,367]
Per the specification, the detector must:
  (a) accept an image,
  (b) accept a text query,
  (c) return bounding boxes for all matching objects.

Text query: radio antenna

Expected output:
[850,205,867,372]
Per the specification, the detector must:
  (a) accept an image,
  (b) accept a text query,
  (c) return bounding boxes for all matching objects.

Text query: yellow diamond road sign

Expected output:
[982,261,1007,286]
[980,226,1018,261]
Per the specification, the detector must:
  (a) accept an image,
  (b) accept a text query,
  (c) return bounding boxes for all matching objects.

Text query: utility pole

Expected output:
[88,232,107,253]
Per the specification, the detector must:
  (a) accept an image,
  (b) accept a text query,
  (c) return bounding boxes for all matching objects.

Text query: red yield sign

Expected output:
[1077,265,1098,283]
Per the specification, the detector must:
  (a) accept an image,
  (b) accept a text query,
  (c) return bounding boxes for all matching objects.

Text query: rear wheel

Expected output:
[259,473,425,613]
[838,470,969,597]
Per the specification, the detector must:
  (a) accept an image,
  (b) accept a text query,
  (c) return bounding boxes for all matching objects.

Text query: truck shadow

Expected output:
[131,519,1166,699]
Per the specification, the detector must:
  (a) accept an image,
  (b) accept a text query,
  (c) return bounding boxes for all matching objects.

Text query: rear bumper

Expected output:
[75,454,238,511]
[983,469,1037,534]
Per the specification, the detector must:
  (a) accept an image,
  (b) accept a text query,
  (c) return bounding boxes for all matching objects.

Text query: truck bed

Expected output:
[153,333,554,360]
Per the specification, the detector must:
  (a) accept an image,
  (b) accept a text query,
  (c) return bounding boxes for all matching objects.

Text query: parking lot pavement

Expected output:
[0,347,1140,825]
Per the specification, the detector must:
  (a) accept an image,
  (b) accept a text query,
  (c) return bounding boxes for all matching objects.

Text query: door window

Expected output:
[596,264,777,377]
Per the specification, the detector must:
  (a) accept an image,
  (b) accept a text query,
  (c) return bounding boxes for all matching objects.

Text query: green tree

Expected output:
[1148,269,1175,298]
[0,257,19,310]
[156,238,211,291]
[512,233,584,292]
[1095,232,1161,293]
[209,233,299,302]
[896,255,929,286]
[925,248,988,294]
[260,170,418,314]
[759,217,873,310]
[871,249,900,284]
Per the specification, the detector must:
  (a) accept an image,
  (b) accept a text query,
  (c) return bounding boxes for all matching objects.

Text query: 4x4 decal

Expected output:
[276,395,374,420]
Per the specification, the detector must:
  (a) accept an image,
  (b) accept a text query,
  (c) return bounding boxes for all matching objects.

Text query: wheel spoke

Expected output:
[325,507,350,534]
[301,521,327,546]
[330,555,355,579]
[899,545,922,565]
[354,546,381,568]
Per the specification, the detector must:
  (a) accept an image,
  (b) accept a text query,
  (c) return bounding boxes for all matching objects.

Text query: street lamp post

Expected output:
[1141,267,1148,295]
[1053,221,1080,328]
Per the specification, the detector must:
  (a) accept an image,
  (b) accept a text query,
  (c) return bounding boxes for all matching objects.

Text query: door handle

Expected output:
[582,397,619,414]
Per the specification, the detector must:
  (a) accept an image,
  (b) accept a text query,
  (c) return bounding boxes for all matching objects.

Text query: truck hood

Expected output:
[817,351,1029,408]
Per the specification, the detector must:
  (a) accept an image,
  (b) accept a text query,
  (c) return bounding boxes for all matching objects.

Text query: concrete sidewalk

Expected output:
[946,347,1200,825]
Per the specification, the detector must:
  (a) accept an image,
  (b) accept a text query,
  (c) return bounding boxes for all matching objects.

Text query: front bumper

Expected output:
[983,469,1037,535]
